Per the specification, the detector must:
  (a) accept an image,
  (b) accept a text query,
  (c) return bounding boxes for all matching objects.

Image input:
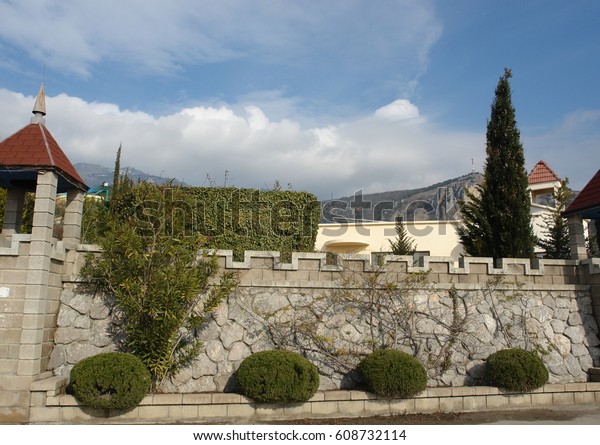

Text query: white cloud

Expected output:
[0,88,485,199]
[375,99,420,121]
[26,91,598,202]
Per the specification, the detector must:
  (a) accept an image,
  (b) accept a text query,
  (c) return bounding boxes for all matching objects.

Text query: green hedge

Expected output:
[358,350,427,398]
[68,352,151,410]
[236,350,320,403]
[485,348,549,392]
[111,184,320,261]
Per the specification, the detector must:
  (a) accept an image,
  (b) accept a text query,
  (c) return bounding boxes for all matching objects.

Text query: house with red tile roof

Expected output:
[528,160,561,206]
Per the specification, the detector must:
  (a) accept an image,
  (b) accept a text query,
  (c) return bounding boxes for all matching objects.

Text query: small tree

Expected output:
[80,183,237,389]
[389,217,417,255]
[537,179,571,259]
[458,69,535,260]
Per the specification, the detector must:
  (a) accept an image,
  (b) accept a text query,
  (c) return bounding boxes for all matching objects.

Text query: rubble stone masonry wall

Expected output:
[50,250,600,393]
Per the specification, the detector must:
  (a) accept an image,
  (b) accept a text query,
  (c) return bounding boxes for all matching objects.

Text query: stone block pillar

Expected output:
[62,188,84,246]
[18,171,57,377]
[567,214,588,260]
[2,189,26,237]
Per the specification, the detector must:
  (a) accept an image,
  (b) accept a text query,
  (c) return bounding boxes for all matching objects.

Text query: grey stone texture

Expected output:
[49,253,600,392]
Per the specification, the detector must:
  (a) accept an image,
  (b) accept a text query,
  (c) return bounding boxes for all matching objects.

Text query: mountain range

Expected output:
[320,173,483,223]
[74,162,483,222]
[74,162,186,190]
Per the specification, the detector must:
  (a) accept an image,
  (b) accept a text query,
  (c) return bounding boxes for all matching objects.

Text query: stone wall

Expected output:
[49,251,600,393]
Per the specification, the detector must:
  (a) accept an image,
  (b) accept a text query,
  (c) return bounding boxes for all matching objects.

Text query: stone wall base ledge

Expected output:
[23,384,600,424]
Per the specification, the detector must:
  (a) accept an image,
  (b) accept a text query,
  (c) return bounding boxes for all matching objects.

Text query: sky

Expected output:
[0,0,599,199]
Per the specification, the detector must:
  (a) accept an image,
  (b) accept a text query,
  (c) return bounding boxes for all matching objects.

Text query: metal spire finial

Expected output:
[31,82,46,124]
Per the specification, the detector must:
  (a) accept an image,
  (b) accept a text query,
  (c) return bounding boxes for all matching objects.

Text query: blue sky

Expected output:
[0,0,598,199]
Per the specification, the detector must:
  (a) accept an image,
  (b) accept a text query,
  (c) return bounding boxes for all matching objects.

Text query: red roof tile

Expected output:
[564,169,600,216]
[0,123,87,191]
[528,160,561,184]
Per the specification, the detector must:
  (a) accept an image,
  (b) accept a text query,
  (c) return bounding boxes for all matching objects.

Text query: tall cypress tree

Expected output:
[111,143,122,198]
[458,69,535,260]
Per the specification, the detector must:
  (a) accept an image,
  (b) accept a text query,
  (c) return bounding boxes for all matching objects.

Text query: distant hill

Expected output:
[74,162,482,222]
[320,172,483,223]
[74,162,186,190]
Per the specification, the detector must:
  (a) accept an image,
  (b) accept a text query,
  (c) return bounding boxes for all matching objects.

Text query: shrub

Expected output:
[485,348,549,392]
[69,352,151,410]
[236,350,319,403]
[357,350,427,398]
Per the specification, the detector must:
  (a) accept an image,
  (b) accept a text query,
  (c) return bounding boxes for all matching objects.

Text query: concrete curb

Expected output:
[27,378,600,424]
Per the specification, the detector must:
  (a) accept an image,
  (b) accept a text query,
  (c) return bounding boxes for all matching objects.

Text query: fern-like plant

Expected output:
[79,182,237,389]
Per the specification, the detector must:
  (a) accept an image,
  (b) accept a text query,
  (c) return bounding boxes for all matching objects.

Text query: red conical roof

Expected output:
[0,122,88,192]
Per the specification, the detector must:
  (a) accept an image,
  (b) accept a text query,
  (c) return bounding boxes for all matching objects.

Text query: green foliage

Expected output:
[69,352,151,410]
[79,182,237,389]
[104,183,320,262]
[0,188,5,225]
[0,189,35,234]
[485,348,548,392]
[357,349,427,398]
[589,220,600,258]
[537,179,571,259]
[388,217,416,255]
[236,350,320,403]
[81,197,109,244]
[183,187,320,261]
[458,68,535,260]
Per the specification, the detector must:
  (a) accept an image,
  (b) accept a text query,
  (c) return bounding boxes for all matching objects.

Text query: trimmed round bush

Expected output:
[236,350,319,403]
[357,350,427,398]
[485,348,549,392]
[69,352,151,410]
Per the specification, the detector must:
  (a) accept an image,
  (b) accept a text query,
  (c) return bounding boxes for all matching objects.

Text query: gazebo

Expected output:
[0,83,88,246]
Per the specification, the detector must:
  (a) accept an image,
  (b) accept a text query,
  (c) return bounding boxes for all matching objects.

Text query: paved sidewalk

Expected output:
[278,404,600,425]
[488,405,600,425]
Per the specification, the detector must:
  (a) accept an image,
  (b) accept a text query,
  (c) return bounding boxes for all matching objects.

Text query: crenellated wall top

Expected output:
[209,249,583,277]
